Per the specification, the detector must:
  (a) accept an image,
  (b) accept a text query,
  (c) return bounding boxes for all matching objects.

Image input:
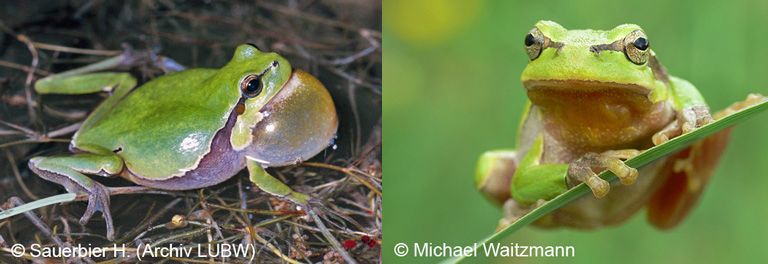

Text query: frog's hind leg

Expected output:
[28,152,124,240]
[567,150,640,198]
[647,94,767,229]
[647,129,730,229]
[652,106,713,145]
[35,72,136,96]
[34,53,138,97]
[475,150,518,205]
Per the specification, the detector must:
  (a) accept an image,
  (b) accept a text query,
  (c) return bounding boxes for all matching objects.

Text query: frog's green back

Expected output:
[73,68,239,179]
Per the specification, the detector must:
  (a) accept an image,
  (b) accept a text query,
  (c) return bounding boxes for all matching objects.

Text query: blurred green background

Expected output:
[384,0,768,263]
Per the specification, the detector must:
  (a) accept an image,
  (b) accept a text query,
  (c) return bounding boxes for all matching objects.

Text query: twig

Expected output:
[5,197,93,264]
[118,199,181,243]
[16,35,41,124]
[256,2,381,38]
[5,149,38,200]
[0,60,50,75]
[306,207,357,264]
[247,225,303,264]
[30,41,122,56]
[302,162,382,196]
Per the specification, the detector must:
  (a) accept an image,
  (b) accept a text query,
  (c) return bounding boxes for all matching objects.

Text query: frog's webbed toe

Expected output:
[653,105,713,145]
[28,154,122,241]
[31,166,115,240]
[80,183,114,240]
[567,150,639,198]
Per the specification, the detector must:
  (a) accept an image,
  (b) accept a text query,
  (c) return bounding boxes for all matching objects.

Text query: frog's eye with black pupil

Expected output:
[524,33,536,46]
[241,75,263,98]
[623,30,650,65]
[633,37,649,50]
[524,27,545,60]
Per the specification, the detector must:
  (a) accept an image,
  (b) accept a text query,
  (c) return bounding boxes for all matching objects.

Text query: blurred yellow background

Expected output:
[384,0,768,263]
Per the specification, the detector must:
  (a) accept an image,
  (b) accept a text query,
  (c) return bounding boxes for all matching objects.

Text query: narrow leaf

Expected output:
[0,193,77,220]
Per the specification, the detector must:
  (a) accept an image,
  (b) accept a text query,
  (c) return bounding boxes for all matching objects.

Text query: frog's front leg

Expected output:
[653,76,714,145]
[246,159,310,206]
[567,149,640,198]
[652,105,713,145]
[28,151,123,240]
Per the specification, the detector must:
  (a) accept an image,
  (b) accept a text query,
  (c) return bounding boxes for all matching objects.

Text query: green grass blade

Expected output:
[0,193,77,220]
[445,98,768,264]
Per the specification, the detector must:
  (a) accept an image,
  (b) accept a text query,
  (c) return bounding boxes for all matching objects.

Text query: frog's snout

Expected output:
[245,70,338,167]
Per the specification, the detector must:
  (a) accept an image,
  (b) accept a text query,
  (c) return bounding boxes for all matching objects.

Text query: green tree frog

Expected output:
[29,44,338,240]
[475,21,750,229]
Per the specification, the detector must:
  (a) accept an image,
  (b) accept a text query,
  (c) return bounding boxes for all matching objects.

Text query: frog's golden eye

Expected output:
[524,27,545,60]
[623,30,650,65]
[241,74,263,98]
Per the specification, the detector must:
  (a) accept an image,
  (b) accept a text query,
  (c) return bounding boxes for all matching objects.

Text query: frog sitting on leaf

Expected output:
[475,21,765,229]
[27,44,338,240]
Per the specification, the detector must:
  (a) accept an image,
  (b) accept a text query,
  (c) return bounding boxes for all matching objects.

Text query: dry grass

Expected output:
[0,1,381,263]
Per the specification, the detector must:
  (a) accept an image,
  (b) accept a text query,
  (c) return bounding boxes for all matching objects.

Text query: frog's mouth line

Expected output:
[523,80,651,96]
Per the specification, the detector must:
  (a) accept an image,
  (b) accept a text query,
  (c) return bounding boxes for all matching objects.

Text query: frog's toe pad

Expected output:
[606,159,638,185]
[618,167,639,185]
[652,133,670,145]
[585,177,610,198]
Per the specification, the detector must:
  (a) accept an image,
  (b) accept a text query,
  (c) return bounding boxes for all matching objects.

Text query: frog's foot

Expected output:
[32,168,115,241]
[79,183,114,236]
[497,199,523,230]
[567,151,639,198]
[496,199,545,231]
[30,165,115,240]
[28,154,123,241]
[653,105,713,145]
[713,93,768,119]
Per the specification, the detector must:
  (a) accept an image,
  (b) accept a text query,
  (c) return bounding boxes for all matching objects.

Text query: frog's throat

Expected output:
[524,79,674,150]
